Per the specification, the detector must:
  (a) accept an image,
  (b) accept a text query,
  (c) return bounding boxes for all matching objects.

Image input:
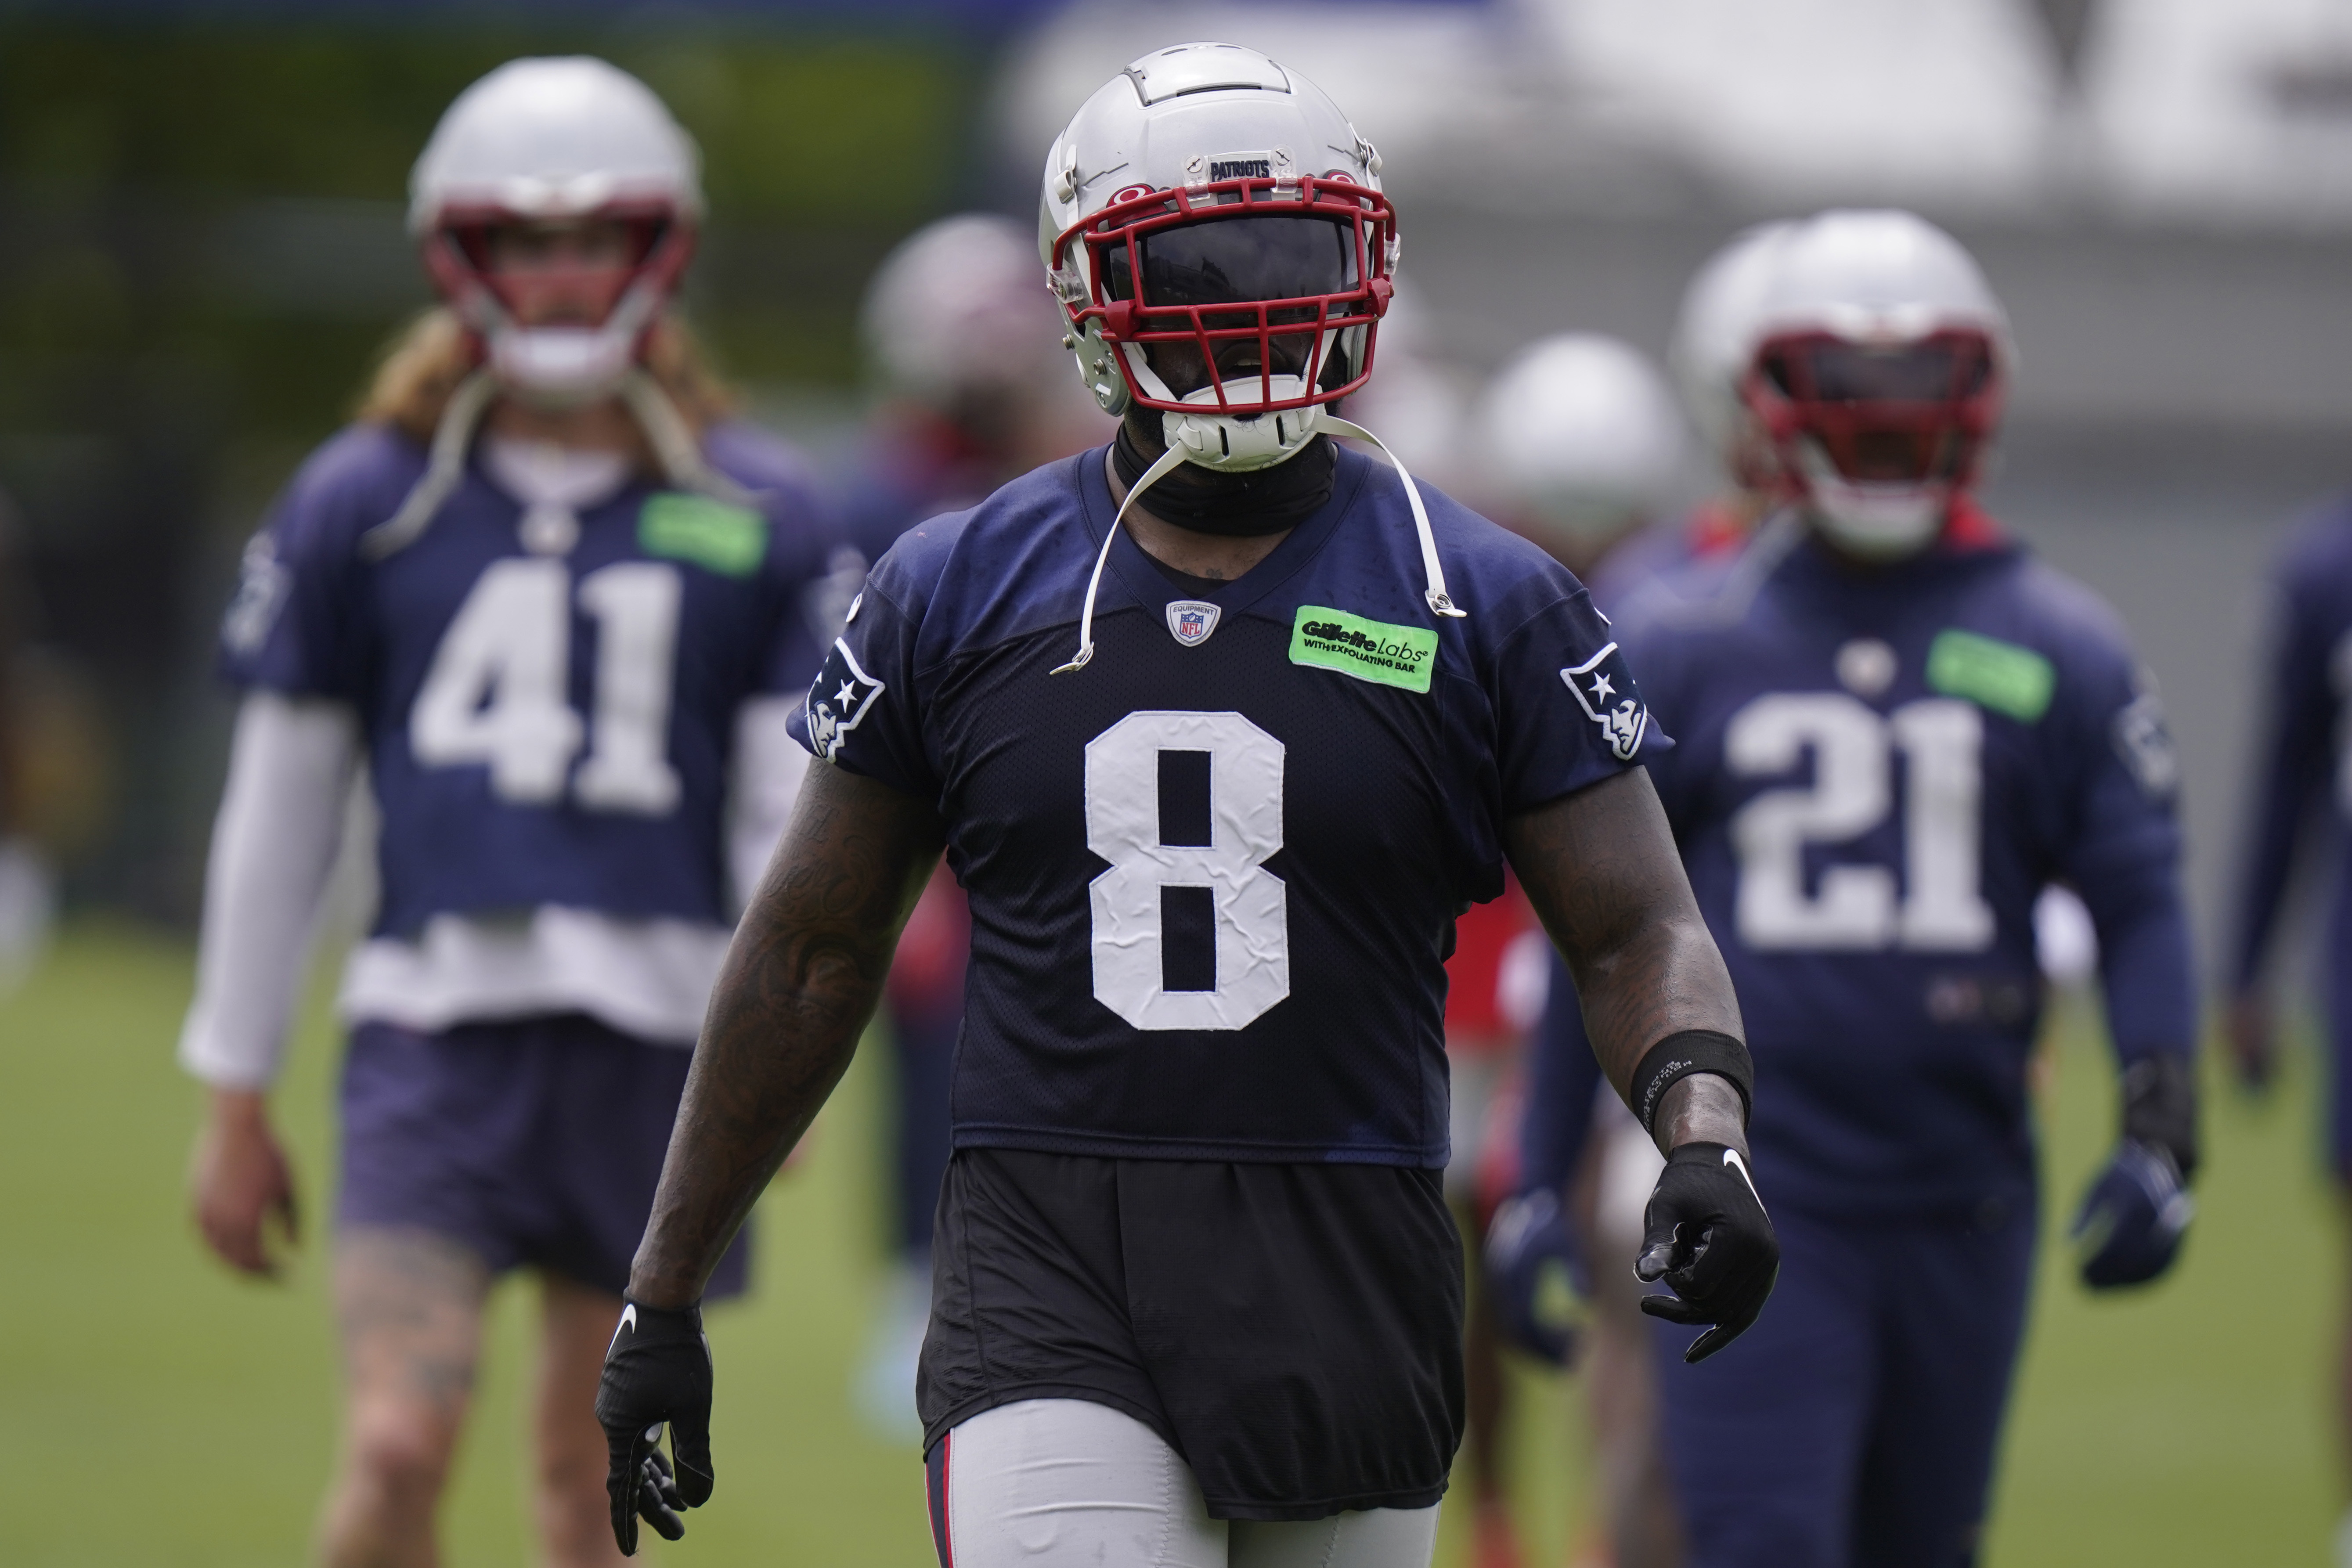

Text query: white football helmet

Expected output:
[1667,221,1795,488]
[1037,43,1460,674]
[1743,209,2011,559]
[1478,333,1685,551]
[862,212,1069,413]
[411,57,702,405]
[1039,41,1393,473]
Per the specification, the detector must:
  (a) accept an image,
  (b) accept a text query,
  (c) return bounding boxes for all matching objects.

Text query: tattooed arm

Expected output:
[1505,766,1747,1157]
[627,762,945,1308]
[1504,767,1774,1362]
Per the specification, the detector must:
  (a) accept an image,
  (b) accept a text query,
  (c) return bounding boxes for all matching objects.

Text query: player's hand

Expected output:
[189,1088,299,1277]
[1482,1187,1588,1366]
[596,1301,715,1555]
[1635,1142,1778,1363]
[2226,991,2277,1093]
[2072,1140,2193,1289]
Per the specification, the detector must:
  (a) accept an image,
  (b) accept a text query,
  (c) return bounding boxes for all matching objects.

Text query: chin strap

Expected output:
[361,367,754,564]
[1321,415,1465,621]
[620,370,757,508]
[361,370,498,562]
[1052,441,1187,674]
[1051,415,1465,676]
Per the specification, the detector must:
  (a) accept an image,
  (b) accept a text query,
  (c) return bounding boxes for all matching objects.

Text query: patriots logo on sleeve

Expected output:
[805,638,885,764]
[1561,642,1651,761]
[220,532,289,657]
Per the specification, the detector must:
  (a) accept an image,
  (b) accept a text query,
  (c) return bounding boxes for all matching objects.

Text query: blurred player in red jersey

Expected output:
[1444,869,1550,1568]
[839,213,1110,1438]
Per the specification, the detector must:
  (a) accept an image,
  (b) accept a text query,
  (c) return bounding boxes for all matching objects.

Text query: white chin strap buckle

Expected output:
[1162,376,1322,472]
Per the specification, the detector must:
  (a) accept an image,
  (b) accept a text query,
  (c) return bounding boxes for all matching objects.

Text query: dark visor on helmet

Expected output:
[1763,338,1993,403]
[1103,216,1360,311]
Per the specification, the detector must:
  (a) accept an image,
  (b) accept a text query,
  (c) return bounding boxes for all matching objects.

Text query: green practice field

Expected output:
[0,923,2340,1565]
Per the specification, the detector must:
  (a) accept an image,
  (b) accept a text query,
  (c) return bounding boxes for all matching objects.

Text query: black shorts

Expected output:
[916,1147,1465,1522]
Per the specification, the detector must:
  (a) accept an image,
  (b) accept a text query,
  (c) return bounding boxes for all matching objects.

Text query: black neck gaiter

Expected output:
[1112,416,1337,537]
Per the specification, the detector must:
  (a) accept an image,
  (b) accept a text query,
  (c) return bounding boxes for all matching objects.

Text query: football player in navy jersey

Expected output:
[597,42,1779,1567]
[2226,472,2352,1564]
[1509,209,2200,1568]
[176,58,839,1567]
[840,213,1110,1438]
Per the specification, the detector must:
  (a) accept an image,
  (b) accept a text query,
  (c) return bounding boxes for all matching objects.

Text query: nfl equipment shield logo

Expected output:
[1166,600,1221,647]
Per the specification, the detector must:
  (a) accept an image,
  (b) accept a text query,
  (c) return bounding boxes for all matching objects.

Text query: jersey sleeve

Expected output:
[2229,559,2339,992]
[2049,621,2198,1063]
[216,458,372,703]
[1513,948,1608,1197]
[1486,585,1673,814]
[786,574,938,799]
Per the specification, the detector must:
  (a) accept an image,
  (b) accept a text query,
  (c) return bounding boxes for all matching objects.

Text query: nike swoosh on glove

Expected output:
[2071,1139,2194,1290]
[1636,1142,1780,1363]
[595,1301,715,1556]
[1482,1187,1590,1366]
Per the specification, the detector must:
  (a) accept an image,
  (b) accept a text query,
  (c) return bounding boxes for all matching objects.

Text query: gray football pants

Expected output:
[930,1399,1441,1567]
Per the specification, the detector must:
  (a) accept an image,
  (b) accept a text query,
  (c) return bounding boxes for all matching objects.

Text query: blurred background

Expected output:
[3,0,2350,1563]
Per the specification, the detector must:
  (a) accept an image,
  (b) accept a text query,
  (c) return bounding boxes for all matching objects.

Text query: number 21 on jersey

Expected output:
[409,558,683,815]
[1727,692,1994,952]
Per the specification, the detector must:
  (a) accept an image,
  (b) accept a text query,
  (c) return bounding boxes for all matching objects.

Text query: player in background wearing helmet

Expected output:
[1474,332,1693,1568]
[177,58,839,1566]
[1511,209,2199,1567]
[839,213,1110,1439]
[598,43,1778,1565]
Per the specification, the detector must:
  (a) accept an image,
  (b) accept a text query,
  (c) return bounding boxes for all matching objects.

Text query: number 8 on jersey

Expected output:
[1084,710,1288,1031]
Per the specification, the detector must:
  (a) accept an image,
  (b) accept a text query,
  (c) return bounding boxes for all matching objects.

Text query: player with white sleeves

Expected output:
[596,41,1779,1568]
[177,57,840,1567]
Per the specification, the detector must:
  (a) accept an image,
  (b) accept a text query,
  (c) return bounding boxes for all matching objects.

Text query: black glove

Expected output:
[1636,1142,1779,1363]
[595,1301,714,1556]
[2071,1140,2193,1289]
[2072,1053,2198,1291]
[1481,1187,1590,1366]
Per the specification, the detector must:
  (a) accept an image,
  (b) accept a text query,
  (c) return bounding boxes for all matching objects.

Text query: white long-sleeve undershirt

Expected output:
[178,691,809,1089]
[176,693,360,1089]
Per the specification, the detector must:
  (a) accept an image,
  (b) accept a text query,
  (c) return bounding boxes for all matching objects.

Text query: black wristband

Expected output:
[2120,1054,2199,1180]
[1629,1030,1753,1137]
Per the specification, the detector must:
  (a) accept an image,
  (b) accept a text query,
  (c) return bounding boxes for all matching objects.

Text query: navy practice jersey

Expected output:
[789,442,1661,1166]
[1604,516,2193,1215]
[220,420,839,937]
[2232,496,2352,1003]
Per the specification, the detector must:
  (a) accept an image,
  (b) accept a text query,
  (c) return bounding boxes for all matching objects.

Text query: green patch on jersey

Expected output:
[1926,628,2055,722]
[638,493,767,578]
[1288,605,1438,693]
